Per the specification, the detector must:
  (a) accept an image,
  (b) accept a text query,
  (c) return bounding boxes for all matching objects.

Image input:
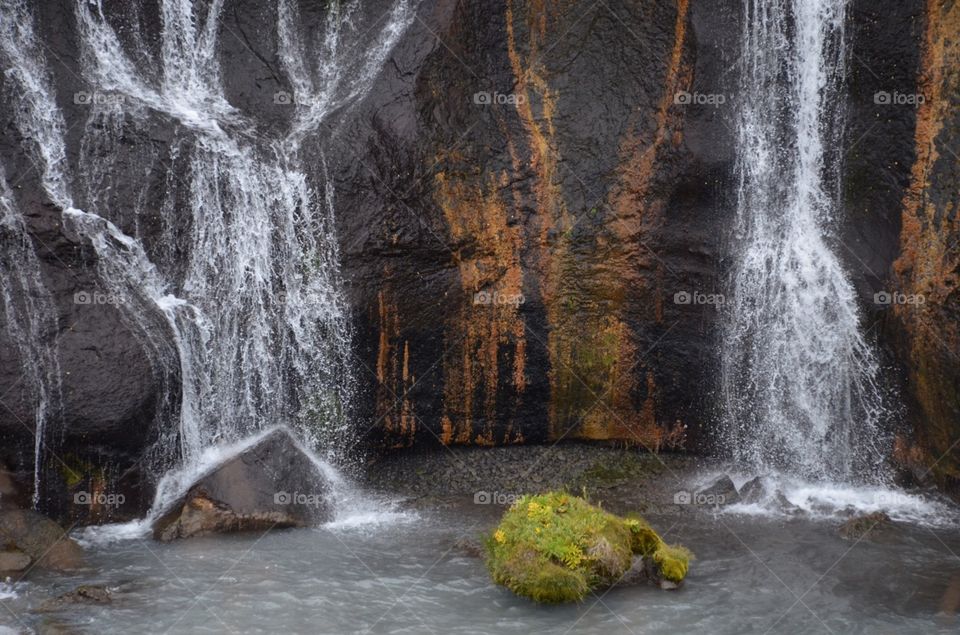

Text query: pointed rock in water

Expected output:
[152,428,333,542]
[738,476,769,504]
[0,510,84,570]
[696,475,740,506]
[772,491,804,515]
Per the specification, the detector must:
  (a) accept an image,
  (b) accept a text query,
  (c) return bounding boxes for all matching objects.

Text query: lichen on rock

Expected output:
[484,492,692,603]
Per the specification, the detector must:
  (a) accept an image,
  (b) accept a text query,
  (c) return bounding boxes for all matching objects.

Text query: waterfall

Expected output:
[0,0,70,507]
[721,0,889,481]
[0,169,63,507]
[0,0,415,505]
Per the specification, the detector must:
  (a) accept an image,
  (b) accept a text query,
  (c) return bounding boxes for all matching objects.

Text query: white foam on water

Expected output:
[74,519,153,547]
[0,581,24,601]
[77,426,417,547]
[322,501,419,532]
[693,470,958,527]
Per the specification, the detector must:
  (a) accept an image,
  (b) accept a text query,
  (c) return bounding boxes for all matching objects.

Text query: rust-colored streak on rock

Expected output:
[506,0,584,440]
[541,0,690,444]
[609,0,692,310]
[435,169,527,446]
[893,0,960,483]
[375,289,416,448]
[505,0,567,280]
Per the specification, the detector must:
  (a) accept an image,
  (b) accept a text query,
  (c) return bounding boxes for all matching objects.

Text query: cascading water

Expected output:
[0,169,63,508]
[721,0,889,482]
[0,0,416,514]
[0,0,70,507]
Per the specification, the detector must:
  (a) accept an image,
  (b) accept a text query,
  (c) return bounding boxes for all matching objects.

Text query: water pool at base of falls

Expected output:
[2,492,959,635]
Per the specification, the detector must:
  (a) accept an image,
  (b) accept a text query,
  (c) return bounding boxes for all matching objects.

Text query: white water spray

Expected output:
[721,0,889,481]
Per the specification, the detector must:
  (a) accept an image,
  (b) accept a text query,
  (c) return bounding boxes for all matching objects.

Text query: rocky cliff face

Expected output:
[341,0,738,454]
[889,0,960,491]
[0,0,956,512]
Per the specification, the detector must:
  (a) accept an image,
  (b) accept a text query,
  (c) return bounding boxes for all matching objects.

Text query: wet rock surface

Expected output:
[0,510,83,571]
[738,476,768,504]
[696,475,741,505]
[35,585,112,613]
[839,511,896,541]
[153,490,304,543]
[0,549,30,572]
[152,429,333,542]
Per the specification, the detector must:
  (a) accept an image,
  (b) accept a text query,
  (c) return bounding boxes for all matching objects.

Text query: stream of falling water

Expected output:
[0,0,415,511]
[721,0,890,482]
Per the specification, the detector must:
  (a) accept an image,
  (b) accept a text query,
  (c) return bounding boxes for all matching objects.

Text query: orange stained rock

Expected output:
[892,0,960,474]
[375,289,417,447]
[435,168,527,445]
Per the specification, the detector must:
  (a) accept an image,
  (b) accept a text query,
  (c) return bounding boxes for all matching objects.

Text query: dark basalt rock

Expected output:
[151,428,333,542]
[738,476,768,504]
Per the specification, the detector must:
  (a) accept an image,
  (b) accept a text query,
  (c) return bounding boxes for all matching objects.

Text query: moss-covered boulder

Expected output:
[485,492,692,603]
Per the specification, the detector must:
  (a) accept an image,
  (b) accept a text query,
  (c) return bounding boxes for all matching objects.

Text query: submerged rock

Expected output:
[36,585,111,613]
[839,511,894,541]
[0,510,83,570]
[152,429,333,542]
[453,537,484,558]
[485,492,692,603]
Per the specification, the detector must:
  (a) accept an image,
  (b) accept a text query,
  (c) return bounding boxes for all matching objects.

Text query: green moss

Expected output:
[624,516,662,556]
[652,543,692,583]
[59,454,99,489]
[485,492,692,603]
